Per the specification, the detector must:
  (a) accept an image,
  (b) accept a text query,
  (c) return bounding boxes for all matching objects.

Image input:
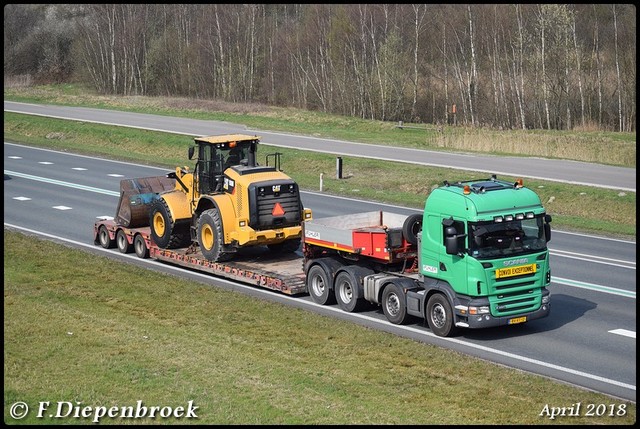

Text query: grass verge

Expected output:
[4,230,636,424]
[3,112,636,239]
[4,84,636,168]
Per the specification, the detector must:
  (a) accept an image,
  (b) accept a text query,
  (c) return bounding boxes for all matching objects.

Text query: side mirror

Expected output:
[188,146,195,160]
[544,214,552,242]
[444,226,459,255]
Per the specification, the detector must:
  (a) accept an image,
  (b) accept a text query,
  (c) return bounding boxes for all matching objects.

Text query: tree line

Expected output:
[3,4,636,132]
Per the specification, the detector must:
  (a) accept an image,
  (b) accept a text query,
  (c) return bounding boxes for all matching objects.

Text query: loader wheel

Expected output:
[197,209,233,262]
[267,238,301,253]
[382,282,408,324]
[116,229,133,254]
[149,198,189,249]
[98,225,115,249]
[134,234,149,259]
[426,293,459,337]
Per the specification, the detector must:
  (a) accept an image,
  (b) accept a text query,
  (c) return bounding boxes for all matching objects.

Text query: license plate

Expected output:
[509,316,527,325]
[496,263,536,279]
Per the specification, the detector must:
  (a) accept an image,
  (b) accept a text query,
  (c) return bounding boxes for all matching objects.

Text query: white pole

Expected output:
[319,172,324,192]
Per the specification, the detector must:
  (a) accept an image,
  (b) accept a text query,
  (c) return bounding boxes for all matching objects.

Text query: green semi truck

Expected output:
[303,175,552,336]
[96,174,551,337]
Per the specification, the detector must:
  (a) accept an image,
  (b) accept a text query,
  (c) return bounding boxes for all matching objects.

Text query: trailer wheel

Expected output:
[98,225,115,249]
[334,266,371,312]
[382,282,408,324]
[198,208,232,262]
[150,198,189,249]
[116,229,133,254]
[134,234,149,259]
[306,264,334,305]
[402,213,423,245]
[426,293,459,337]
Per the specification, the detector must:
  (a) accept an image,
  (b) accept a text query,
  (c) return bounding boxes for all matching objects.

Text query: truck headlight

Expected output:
[469,306,490,315]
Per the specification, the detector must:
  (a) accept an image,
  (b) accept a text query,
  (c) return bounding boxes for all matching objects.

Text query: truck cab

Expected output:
[420,176,552,333]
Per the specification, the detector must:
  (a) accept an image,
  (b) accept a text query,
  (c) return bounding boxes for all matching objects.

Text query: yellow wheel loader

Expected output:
[147,134,312,261]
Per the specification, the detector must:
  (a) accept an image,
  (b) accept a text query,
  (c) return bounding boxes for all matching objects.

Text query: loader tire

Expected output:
[149,198,189,249]
[197,208,233,262]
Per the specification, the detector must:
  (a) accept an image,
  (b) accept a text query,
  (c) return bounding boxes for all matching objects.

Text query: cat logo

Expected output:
[272,185,281,193]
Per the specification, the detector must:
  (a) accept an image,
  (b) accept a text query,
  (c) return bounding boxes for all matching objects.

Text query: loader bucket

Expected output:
[115,176,176,227]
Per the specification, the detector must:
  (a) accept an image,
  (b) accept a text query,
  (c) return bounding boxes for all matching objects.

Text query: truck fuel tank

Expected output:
[115,176,176,227]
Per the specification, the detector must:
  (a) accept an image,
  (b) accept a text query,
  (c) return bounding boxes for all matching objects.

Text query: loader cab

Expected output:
[190,134,262,194]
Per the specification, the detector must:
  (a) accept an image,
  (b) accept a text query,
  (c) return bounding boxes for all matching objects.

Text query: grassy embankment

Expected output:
[4,231,636,424]
[2,88,636,239]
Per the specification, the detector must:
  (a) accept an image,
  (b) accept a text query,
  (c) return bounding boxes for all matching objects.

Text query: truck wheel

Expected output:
[382,282,408,324]
[98,225,115,249]
[116,229,133,254]
[198,208,232,262]
[334,266,371,312]
[306,264,334,305]
[149,199,189,249]
[426,294,459,337]
[134,234,149,259]
[402,213,423,245]
[267,238,301,253]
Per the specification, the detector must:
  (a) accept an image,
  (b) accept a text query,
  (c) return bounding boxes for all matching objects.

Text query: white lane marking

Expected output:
[609,329,636,339]
[13,196,31,201]
[52,205,72,211]
[552,277,635,299]
[551,249,635,270]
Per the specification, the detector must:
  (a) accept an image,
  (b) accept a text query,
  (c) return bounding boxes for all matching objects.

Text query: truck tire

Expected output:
[116,229,133,254]
[149,198,189,249]
[197,208,233,262]
[267,238,301,253]
[134,234,149,259]
[334,266,371,313]
[306,264,335,305]
[98,225,115,249]
[382,282,408,324]
[402,213,423,245]
[426,293,459,337]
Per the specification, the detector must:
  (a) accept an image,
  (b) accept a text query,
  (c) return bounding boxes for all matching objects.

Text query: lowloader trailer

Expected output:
[94,174,552,337]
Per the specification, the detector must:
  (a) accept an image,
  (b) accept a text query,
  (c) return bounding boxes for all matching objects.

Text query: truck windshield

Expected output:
[468,215,547,259]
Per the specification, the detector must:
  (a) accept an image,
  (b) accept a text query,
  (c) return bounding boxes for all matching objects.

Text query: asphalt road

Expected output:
[4,142,636,403]
[4,101,636,192]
